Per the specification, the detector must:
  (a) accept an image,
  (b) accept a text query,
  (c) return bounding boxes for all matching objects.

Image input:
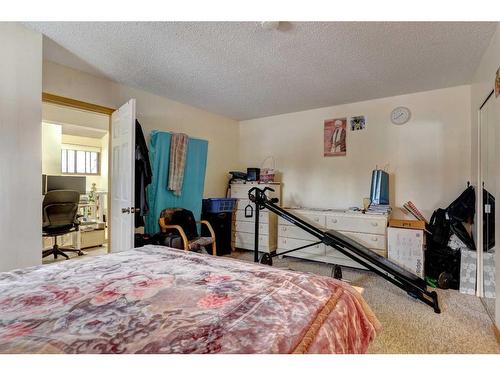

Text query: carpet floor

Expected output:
[229,250,500,354]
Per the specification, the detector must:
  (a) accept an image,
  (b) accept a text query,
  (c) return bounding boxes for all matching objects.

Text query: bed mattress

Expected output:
[0,245,380,353]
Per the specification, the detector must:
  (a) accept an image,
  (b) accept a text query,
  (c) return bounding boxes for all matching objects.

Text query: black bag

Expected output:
[150,232,184,249]
[425,247,461,290]
[161,233,184,249]
[428,208,450,248]
[447,185,475,223]
[450,220,476,250]
[134,233,153,247]
[170,209,198,240]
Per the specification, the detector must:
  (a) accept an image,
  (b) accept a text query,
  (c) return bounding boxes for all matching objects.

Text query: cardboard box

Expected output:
[389,219,426,230]
[387,227,425,277]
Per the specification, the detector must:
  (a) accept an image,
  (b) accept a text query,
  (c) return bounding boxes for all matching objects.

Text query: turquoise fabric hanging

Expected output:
[145,130,208,234]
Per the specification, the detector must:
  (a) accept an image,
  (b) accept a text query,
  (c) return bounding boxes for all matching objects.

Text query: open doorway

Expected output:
[41,99,112,264]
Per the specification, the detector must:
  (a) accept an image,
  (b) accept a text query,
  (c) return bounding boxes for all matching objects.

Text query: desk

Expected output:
[78,222,106,249]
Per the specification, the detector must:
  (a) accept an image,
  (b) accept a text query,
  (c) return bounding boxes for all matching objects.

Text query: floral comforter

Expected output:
[0,246,380,353]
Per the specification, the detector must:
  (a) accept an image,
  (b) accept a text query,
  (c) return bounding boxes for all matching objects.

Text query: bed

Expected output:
[0,245,380,354]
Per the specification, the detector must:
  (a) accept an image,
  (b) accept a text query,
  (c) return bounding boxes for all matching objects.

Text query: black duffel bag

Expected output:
[149,232,184,250]
[428,208,451,248]
[425,246,461,290]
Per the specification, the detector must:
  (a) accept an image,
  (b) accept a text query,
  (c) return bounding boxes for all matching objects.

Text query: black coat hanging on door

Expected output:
[135,120,152,227]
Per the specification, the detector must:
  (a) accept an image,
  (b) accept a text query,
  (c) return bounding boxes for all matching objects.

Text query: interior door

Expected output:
[110,99,136,252]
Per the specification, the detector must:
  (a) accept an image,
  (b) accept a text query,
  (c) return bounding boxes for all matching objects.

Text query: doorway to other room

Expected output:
[41,97,112,264]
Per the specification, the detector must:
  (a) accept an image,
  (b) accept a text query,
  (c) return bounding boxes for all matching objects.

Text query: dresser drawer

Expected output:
[230,185,252,199]
[234,209,269,224]
[279,211,325,228]
[232,232,270,252]
[285,250,325,262]
[278,224,317,241]
[325,245,386,262]
[233,220,269,235]
[235,199,254,210]
[338,231,386,250]
[278,237,325,256]
[231,184,280,199]
[324,247,368,269]
[326,215,386,235]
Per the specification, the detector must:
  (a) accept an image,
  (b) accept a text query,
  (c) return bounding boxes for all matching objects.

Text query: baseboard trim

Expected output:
[494,324,500,345]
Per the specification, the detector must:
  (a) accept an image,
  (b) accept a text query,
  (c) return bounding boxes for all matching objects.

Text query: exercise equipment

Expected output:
[248,187,441,313]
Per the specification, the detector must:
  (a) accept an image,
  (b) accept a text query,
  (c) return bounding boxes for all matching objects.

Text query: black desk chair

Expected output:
[42,190,84,260]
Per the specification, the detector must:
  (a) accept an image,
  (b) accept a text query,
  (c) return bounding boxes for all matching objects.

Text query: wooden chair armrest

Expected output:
[197,220,217,256]
[158,218,189,250]
[197,220,215,237]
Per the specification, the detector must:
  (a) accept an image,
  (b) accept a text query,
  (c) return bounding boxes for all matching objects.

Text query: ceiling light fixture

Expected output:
[261,21,281,30]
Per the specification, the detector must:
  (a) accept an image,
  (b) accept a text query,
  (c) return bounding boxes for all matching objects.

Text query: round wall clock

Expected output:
[390,106,411,125]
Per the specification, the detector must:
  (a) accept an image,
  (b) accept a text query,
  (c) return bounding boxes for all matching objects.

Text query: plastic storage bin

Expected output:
[202,198,237,213]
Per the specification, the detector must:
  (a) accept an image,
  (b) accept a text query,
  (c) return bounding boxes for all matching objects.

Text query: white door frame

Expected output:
[476,89,495,298]
[476,107,485,297]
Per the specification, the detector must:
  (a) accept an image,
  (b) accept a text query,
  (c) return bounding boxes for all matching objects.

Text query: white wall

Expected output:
[43,61,240,198]
[239,85,471,220]
[0,24,42,272]
[470,23,500,328]
[43,102,109,131]
[42,122,62,174]
[41,130,109,192]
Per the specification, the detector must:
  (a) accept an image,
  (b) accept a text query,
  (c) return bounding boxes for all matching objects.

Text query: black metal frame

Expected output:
[248,187,441,313]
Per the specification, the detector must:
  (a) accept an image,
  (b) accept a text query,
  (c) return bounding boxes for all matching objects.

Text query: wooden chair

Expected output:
[158,208,217,255]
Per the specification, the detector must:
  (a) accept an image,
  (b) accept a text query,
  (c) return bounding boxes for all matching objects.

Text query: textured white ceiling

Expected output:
[28,22,496,120]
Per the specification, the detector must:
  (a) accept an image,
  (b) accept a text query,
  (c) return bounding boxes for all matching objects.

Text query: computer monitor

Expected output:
[45,175,87,195]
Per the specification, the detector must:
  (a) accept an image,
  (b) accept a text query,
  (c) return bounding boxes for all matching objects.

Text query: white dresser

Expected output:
[230,182,281,253]
[278,208,389,270]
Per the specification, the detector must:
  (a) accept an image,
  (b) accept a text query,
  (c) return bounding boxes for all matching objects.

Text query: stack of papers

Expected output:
[367,204,391,215]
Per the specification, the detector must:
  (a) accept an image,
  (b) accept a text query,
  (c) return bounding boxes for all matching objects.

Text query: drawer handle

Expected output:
[314,218,319,222]
[331,218,338,223]
[372,237,378,242]
[371,222,378,227]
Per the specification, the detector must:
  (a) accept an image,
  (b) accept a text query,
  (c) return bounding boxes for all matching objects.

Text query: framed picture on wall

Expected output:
[350,115,366,131]
[324,118,347,157]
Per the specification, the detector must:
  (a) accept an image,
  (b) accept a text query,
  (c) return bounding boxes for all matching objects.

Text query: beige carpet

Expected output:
[42,244,108,265]
[229,250,500,354]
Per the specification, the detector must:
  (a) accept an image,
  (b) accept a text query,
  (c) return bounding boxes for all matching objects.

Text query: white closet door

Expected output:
[110,99,136,253]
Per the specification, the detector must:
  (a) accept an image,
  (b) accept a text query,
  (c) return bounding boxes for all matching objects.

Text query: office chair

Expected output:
[42,190,84,260]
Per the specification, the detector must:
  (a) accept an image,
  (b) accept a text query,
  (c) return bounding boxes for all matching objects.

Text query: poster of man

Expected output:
[324,118,347,156]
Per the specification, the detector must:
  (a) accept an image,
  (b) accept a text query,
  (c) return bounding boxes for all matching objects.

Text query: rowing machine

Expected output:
[248,186,441,313]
